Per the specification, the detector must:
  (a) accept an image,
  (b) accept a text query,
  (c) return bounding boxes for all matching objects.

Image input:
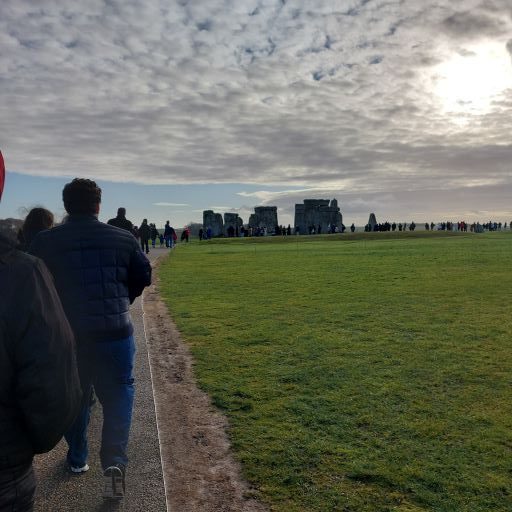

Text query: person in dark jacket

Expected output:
[163,220,176,248]
[107,207,134,234]
[149,223,158,248]
[138,218,150,254]
[16,207,54,252]
[30,178,152,501]
[0,153,81,512]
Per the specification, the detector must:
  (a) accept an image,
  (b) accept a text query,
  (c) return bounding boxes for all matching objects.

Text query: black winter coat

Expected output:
[0,234,81,470]
[138,222,150,242]
[107,215,134,233]
[29,214,152,344]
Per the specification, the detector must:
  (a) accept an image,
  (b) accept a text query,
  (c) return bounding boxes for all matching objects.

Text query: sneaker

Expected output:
[70,463,89,474]
[103,465,125,500]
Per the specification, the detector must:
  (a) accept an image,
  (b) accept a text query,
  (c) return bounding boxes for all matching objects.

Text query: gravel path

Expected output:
[33,248,166,512]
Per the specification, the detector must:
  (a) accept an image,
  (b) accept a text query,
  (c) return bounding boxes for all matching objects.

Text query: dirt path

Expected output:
[143,263,268,512]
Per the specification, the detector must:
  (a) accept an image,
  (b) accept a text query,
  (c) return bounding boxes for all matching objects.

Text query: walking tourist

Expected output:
[107,207,134,233]
[150,223,158,248]
[138,218,150,254]
[30,178,152,501]
[0,152,81,511]
[17,207,54,251]
[164,220,176,248]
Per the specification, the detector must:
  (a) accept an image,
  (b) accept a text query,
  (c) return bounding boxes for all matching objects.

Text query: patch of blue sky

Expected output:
[0,173,303,228]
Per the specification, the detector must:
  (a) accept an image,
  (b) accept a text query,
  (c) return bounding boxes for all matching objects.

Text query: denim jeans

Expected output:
[65,335,136,471]
[0,462,35,512]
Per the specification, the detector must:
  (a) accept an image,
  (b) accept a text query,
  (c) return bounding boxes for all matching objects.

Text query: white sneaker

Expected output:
[103,465,125,500]
[70,463,89,473]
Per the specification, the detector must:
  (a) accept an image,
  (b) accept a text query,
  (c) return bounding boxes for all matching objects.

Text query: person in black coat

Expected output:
[0,153,81,511]
[138,219,150,254]
[107,207,134,234]
[30,178,151,501]
[149,223,158,248]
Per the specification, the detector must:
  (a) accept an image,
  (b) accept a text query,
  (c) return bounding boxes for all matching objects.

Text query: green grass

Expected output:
[158,231,512,511]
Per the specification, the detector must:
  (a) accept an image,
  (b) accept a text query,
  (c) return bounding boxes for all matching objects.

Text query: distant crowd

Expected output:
[15,206,188,256]
[363,220,509,233]
[198,219,512,239]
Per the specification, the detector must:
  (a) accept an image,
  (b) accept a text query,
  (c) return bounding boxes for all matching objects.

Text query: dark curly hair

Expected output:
[62,178,102,215]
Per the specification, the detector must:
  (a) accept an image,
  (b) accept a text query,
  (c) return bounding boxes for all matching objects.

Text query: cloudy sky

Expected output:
[1,0,511,227]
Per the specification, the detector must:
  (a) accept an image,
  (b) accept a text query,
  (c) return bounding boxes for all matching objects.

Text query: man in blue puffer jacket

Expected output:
[30,178,152,501]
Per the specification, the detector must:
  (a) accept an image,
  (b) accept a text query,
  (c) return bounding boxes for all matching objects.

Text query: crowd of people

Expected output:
[199,220,512,239]
[105,208,179,254]
[360,220,511,233]
[1,159,152,510]
[14,205,183,258]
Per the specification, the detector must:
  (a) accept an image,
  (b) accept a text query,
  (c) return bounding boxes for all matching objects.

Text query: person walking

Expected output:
[163,220,175,248]
[0,152,82,511]
[150,223,158,248]
[107,207,134,233]
[30,178,151,501]
[138,218,150,254]
[16,207,54,251]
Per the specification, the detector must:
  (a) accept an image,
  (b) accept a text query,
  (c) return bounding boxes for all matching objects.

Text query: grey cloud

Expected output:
[441,10,507,39]
[1,0,511,223]
[196,20,213,31]
[457,48,477,57]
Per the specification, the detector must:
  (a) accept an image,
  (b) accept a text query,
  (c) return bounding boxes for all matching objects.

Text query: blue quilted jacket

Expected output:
[30,214,152,343]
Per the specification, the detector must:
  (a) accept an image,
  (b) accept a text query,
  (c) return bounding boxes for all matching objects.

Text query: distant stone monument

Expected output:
[367,213,377,231]
[203,210,224,237]
[294,199,342,234]
[224,213,243,237]
[248,206,278,231]
[187,222,203,237]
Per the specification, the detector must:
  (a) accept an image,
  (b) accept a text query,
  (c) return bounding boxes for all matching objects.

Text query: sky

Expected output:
[1,0,512,228]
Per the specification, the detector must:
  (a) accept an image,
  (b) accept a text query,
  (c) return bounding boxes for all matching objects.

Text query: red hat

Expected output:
[0,151,4,201]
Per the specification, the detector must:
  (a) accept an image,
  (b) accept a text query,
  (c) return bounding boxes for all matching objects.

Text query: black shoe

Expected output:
[103,465,125,500]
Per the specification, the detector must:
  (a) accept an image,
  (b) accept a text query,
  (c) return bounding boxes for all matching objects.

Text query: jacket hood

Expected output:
[0,232,16,264]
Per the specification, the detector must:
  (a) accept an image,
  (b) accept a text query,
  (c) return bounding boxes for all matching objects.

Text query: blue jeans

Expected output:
[65,335,136,470]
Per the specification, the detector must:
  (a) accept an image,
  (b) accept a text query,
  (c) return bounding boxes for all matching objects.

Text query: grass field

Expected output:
[157,231,512,512]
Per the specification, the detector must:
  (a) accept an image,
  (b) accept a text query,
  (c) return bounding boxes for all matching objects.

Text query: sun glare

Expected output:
[433,42,512,116]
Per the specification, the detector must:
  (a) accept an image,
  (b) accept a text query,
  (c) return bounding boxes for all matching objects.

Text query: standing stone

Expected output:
[203,210,224,237]
[224,213,243,237]
[367,213,377,231]
[248,206,278,232]
[294,199,342,234]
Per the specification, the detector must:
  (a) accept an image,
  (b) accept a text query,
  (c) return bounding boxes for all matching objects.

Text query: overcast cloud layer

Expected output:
[1,0,512,221]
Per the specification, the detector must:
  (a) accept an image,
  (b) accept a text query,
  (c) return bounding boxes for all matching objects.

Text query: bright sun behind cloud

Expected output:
[433,42,512,116]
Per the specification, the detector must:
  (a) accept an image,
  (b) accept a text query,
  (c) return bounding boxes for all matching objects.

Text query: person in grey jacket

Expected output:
[0,152,81,511]
[30,178,152,501]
